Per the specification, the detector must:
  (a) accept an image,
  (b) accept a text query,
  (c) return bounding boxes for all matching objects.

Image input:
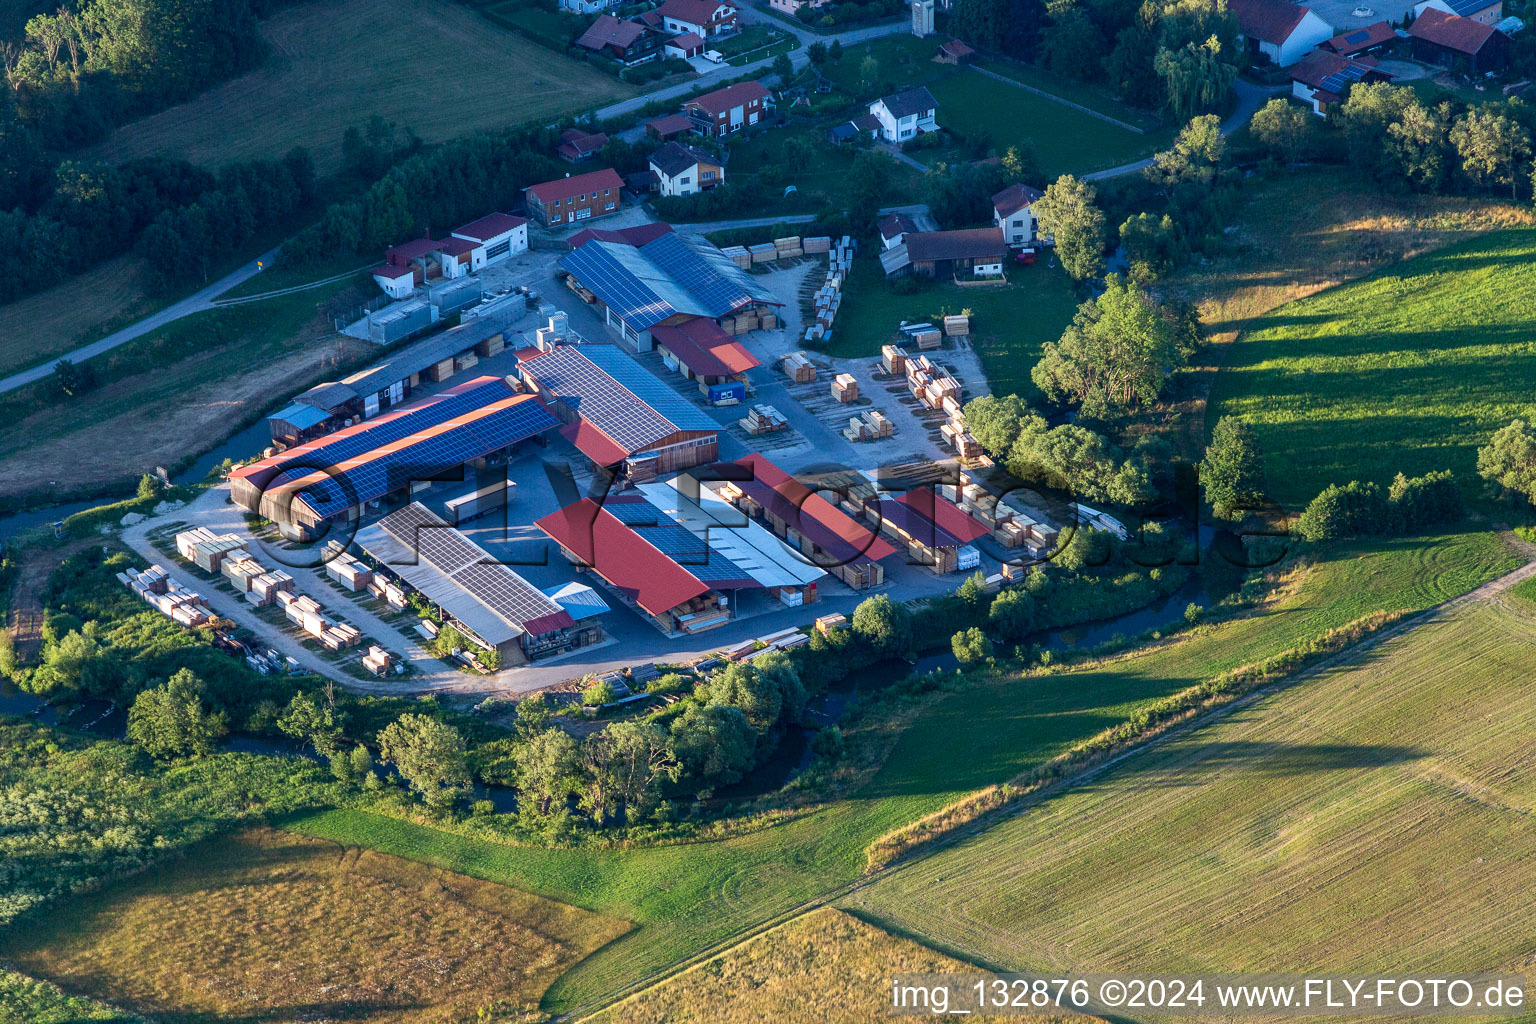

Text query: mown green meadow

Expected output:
[847,593,1536,978]
[290,526,1521,1015]
[1205,227,1536,510]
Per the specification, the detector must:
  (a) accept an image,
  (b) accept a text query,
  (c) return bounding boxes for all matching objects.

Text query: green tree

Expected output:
[772,52,795,84]
[1451,106,1533,199]
[960,393,1034,456]
[377,713,472,808]
[1295,480,1387,542]
[1007,423,1155,506]
[1477,418,1536,504]
[846,151,891,229]
[1032,275,1183,417]
[277,686,342,756]
[127,669,227,759]
[52,358,94,398]
[858,54,879,90]
[1248,98,1311,165]
[956,570,989,609]
[1145,114,1226,188]
[1387,99,1454,192]
[669,703,757,785]
[581,721,679,825]
[582,679,617,707]
[514,726,581,816]
[1200,415,1267,521]
[1154,36,1237,121]
[828,38,843,60]
[1032,174,1106,281]
[514,691,555,737]
[1337,82,1417,182]
[136,473,162,500]
[807,41,828,65]
[988,587,1036,642]
[1118,212,1185,285]
[851,594,912,658]
[951,626,992,664]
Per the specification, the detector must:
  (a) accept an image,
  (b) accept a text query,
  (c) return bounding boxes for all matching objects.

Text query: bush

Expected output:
[951,627,992,665]
[583,679,617,706]
[1297,470,1462,542]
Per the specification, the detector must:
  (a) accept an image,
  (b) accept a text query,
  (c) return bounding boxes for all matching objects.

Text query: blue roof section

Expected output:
[1444,0,1491,15]
[541,581,612,618]
[577,344,720,432]
[271,403,330,429]
[559,227,778,332]
[604,497,757,585]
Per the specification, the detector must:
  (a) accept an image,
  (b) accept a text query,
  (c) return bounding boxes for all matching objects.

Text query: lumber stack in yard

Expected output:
[118,564,212,628]
[831,373,859,402]
[881,344,906,374]
[843,409,893,441]
[741,404,788,435]
[805,236,854,345]
[721,245,752,269]
[781,351,816,383]
[944,313,970,336]
[362,644,395,677]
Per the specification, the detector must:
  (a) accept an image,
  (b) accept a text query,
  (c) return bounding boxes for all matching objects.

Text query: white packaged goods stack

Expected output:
[956,545,981,571]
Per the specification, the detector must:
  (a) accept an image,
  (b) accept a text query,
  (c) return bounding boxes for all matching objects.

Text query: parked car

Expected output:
[703,49,725,63]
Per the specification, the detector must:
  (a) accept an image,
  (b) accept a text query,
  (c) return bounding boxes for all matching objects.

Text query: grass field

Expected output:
[1204,226,1536,510]
[1,828,628,1024]
[85,0,633,176]
[821,257,1080,397]
[848,592,1536,979]
[0,278,373,506]
[976,60,1164,131]
[0,257,158,379]
[587,908,1081,1024]
[723,122,927,218]
[0,970,135,1024]
[289,526,1520,1015]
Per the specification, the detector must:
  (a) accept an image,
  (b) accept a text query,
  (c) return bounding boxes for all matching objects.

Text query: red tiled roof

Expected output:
[685,80,770,116]
[535,498,713,616]
[436,236,477,256]
[1290,49,1389,88]
[1409,7,1499,53]
[992,182,1043,218]
[385,236,442,262]
[1230,0,1311,44]
[524,167,625,205]
[1321,20,1397,53]
[667,30,704,50]
[658,0,735,26]
[883,490,989,547]
[568,221,675,249]
[647,113,695,136]
[878,212,916,240]
[560,418,631,465]
[452,212,526,242]
[650,317,759,377]
[576,13,646,51]
[728,454,898,567]
[940,38,975,56]
[558,128,609,157]
[371,264,414,280]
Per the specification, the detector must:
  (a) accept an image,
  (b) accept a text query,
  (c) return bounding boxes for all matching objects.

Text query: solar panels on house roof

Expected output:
[1319,60,1371,92]
[1443,0,1493,16]
[559,223,779,331]
[1344,27,1371,42]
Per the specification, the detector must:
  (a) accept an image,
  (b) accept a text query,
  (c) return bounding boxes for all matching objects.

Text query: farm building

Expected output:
[649,142,724,197]
[1290,50,1394,114]
[557,128,610,163]
[575,14,661,65]
[524,167,625,228]
[880,228,1006,279]
[706,454,899,590]
[535,483,825,635]
[684,81,772,137]
[646,113,696,139]
[370,214,528,297]
[868,86,939,142]
[658,0,738,37]
[1319,20,1398,54]
[516,341,720,478]
[355,503,597,665]
[450,212,528,269]
[934,38,976,63]
[868,488,988,574]
[233,376,557,539]
[1408,7,1508,69]
[992,183,1043,247]
[651,316,759,389]
[1230,0,1333,65]
[878,212,917,250]
[540,581,612,633]
[559,221,781,347]
[1415,0,1502,25]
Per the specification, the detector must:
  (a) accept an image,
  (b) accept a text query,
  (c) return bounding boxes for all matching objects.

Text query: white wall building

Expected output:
[869,86,939,142]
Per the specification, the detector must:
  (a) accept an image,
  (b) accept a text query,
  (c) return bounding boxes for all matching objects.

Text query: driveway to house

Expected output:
[0,246,284,397]
[1084,79,1286,181]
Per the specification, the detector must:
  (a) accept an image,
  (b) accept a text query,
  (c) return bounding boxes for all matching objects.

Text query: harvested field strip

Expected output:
[848,599,1536,977]
[0,828,629,1024]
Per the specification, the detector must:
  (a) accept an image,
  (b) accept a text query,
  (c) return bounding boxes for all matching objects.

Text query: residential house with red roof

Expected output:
[665,30,705,58]
[658,0,738,37]
[557,128,609,163]
[1231,0,1333,65]
[523,167,625,227]
[684,80,772,137]
[1408,7,1508,69]
[935,38,977,64]
[1415,0,1502,26]
[575,14,660,65]
[1290,50,1394,114]
[992,183,1044,247]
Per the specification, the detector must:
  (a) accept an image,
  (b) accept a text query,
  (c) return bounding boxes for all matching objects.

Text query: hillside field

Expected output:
[847,589,1536,978]
[84,0,633,175]
[1204,226,1536,509]
[1,828,628,1024]
[290,525,1520,1016]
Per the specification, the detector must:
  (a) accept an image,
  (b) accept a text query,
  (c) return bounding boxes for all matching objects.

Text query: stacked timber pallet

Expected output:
[749,242,777,264]
[774,235,803,260]
[881,344,906,374]
[815,612,847,634]
[362,645,394,676]
[803,236,832,254]
[176,527,248,573]
[806,236,855,343]
[121,565,213,628]
[843,409,894,441]
[781,351,816,382]
[721,245,752,269]
[249,570,294,605]
[741,404,788,435]
[326,558,373,591]
[831,373,859,402]
[367,576,407,609]
[944,313,970,337]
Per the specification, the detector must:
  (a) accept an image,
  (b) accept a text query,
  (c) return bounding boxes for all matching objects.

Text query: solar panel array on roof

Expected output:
[604,498,748,580]
[1319,61,1370,92]
[521,344,717,457]
[562,243,677,330]
[1344,28,1370,41]
[1445,0,1490,15]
